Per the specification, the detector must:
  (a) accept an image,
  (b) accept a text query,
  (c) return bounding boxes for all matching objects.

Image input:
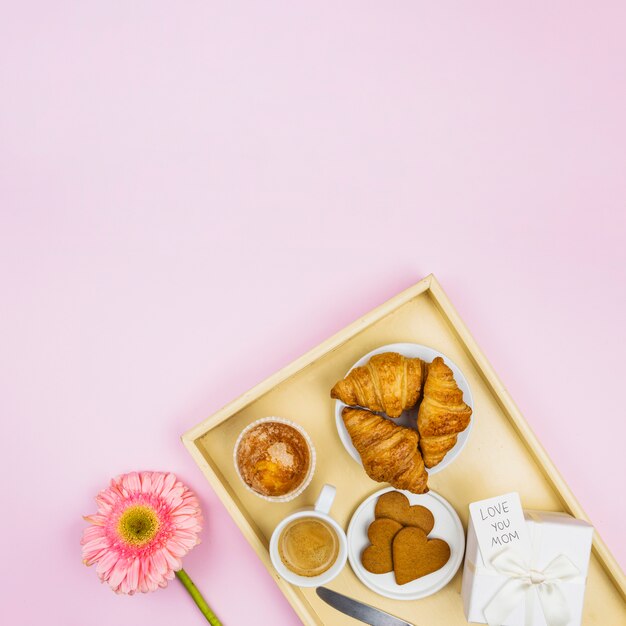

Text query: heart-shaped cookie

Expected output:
[375,491,434,534]
[361,518,403,574]
[392,527,450,585]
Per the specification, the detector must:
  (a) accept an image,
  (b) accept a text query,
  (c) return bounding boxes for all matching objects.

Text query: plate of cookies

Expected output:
[332,343,473,492]
[347,487,465,600]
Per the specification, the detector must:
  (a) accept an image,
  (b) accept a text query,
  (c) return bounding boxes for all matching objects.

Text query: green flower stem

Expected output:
[176,568,222,625]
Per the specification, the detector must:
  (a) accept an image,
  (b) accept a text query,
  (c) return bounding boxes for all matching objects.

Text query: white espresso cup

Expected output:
[269,484,348,587]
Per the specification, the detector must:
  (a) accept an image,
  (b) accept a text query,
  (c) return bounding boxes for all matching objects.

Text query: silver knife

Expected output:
[316,587,416,626]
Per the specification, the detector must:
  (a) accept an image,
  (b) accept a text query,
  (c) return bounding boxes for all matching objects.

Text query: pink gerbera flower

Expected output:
[81,471,202,594]
[82,471,220,624]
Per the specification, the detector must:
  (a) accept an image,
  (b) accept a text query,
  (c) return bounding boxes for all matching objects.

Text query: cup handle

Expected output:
[314,484,336,515]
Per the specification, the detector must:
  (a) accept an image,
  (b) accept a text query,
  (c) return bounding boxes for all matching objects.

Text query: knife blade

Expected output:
[316,587,416,626]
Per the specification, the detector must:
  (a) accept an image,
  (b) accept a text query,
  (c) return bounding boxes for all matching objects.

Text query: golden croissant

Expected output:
[342,407,429,494]
[417,357,472,468]
[331,352,425,418]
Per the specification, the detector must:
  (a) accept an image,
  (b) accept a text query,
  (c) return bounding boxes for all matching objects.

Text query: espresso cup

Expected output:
[269,484,348,587]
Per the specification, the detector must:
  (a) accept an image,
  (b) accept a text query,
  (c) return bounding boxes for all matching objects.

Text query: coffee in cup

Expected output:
[269,484,348,587]
[278,516,339,577]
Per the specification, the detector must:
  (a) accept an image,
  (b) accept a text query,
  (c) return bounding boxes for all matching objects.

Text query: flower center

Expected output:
[117,505,160,545]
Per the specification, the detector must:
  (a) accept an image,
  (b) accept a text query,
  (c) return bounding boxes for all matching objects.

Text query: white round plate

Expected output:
[347,487,465,600]
[334,343,473,475]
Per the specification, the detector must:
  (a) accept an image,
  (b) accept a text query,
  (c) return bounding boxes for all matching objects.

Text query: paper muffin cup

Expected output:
[233,416,316,503]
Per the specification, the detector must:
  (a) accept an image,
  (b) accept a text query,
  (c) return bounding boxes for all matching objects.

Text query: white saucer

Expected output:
[334,343,473,475]
[347,487,465,600]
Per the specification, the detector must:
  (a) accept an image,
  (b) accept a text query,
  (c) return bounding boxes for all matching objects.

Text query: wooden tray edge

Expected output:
[182,274,433,442]
[427,276,626,599]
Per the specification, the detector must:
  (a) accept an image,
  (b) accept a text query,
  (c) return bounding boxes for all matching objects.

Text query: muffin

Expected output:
[234,417,315,501]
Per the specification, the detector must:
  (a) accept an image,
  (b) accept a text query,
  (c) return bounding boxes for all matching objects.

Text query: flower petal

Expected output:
[166,540,190,557]
[84,548,109,567]
[140,473,152,493]
[138,560,149,593]
[82,537,110,554]
[82,525,105,543]
[96,550,119,576]
[123,472,141,493]
[162,548,182,571]
[160,473,177,498]
[151,472,165,495]
[173,515,203,530]
[170,529,200,542]
[167,496,183,510]
[110,477,126,498]
[151,550,169,576]
[144,566,160,592]
[165,486,184,501]
[171,505,201,516]
[108,559,129,590]
[126,557,140,592]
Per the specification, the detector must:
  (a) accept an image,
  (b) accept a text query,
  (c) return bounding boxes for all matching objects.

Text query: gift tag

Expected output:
[469,492,530,567]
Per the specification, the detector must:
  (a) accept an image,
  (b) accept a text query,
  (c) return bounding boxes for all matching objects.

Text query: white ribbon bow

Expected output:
[484,550,580,626]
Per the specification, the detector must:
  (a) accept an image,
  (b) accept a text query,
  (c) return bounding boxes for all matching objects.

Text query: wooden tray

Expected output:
[182,275,626,625]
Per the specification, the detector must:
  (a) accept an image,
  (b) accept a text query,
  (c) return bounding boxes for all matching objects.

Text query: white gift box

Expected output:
[461,510,593,626]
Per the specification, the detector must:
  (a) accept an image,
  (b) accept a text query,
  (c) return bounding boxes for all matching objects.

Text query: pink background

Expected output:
[1,3,625,625]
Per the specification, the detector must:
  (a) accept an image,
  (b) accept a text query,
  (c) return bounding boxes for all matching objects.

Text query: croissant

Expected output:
[331,352,425,418]
[342,407,429,494]
[417,357,472,468]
